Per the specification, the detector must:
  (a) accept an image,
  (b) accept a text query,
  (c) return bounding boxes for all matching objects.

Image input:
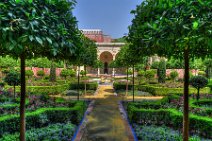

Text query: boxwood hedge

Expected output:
[127,104,212,138]
[0,101,86,137]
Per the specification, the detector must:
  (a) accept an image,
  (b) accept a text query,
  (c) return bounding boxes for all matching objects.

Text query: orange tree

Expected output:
[0,0,80,140]
[128,0,212,140]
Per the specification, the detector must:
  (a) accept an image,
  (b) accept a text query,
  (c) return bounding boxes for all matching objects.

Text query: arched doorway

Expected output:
[100,51,113,74]
[104,62,108,74]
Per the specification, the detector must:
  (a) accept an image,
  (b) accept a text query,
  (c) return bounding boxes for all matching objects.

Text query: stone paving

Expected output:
[75,84,135,141]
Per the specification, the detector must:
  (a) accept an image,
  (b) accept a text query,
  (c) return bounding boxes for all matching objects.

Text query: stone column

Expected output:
[97,53,100,76]
[112,54,116,76]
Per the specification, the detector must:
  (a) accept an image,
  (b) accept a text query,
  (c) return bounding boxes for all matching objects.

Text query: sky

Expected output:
[73,0,142,39]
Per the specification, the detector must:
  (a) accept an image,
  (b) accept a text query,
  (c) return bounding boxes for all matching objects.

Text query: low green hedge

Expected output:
[0,101,86,137]
[5,84,69,95]
[113,82,134,90]
[69,82,97,90]
[0,123,76,141]
[127,104,212,138]
[137,85,210,96]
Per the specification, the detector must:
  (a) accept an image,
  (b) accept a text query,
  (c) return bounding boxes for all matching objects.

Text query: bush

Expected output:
[0,123,76,141]
[0,101,86,137]
[127,104,212,138]
[5,84,69,95]
[134,125,207,141]
[190,76,208,101]
[157,59,166,83]
[198,71,206,76]
[69,82,97,90]
[170,71,179,82]
[113,82,134,90]
[25,70,34,78]
[137,84,210,96]
[4,71,21,99]
[37,70,45,77]
[60,69,71,81]
[137,70,145,77]
[145,70,156,83]
[80,70,86,77]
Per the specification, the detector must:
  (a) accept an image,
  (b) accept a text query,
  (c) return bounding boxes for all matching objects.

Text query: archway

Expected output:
[99,51,113,74]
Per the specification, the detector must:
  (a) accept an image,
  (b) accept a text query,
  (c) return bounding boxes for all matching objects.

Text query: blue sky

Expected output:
[73,0,142,39]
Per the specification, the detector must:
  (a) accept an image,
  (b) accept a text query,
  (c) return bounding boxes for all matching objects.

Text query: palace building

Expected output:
[81,29,125,75]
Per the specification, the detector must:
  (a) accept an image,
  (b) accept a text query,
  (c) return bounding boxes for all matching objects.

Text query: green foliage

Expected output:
[157,59,166,83]
[145,70,156,83]
[170,71,179,81]
[151,61,159,69]
[0,56,19,68]
[69,82,97,90]
[36,70,45,77]
[113,82,134,90]
[137,70,145,77]
[0,123,76,141]
[190,76,208,100]
[137,85,210,96]
[127,104,212,138]
[60,69,70,80]
[204,59,212,79]
[0,101,86,136]
[4,71,21,97]
[198,71,206,76]
[25,70,34,78]
[134,125,207,141]
[80,70,86,77]
[5,84,69,95]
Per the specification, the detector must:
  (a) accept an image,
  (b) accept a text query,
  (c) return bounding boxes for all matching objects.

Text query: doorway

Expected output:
[104,62,108,74]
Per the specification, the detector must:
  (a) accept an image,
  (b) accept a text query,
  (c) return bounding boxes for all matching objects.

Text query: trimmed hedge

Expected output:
[137,85,210,96]
[5,84,69,95]
[69,82,97,90]
[0,101,86,137]
[0,123,76,141]
[113,82,134,90]
[127,104,212,138]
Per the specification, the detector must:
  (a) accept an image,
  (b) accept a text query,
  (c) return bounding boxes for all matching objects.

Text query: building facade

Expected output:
[81,29,125,75]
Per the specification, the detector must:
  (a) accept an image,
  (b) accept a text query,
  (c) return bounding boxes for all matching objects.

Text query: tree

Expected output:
[73,36,97,100]
[4,71,21,99]
[25,70,34,79]
[157,59,166,83]
[145,70,155,83]
[0,1,79,140]
[190,76,208,101]
[60,69,70,83]
[116,44,142,100]
[170,71,179,82]
[37,70,45,78]
[204,58,212,80]
[128,1,212,140]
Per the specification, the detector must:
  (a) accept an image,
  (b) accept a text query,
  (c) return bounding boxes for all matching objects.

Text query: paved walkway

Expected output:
[75,84,134,141]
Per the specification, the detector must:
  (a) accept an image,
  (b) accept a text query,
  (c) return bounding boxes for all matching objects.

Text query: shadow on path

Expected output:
[80,85,134,141]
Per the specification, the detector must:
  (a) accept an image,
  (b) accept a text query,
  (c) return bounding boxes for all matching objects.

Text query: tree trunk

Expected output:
[84,80,87,95]
[13,85,16,99]
[64,60,67,69]
[84,65,87,77]
[49,60,56,82]
[197,88,200,101]
[77,65,80,101]
[133,65,135,102]
[20,53,26,141]
[126,67,129,96]
[183,47,189,141]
